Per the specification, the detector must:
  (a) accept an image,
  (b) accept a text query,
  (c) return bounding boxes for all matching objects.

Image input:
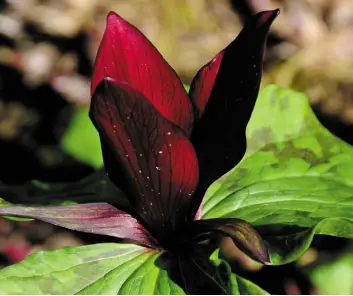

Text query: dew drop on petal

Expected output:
[167,132,171,135]
[158,150,163,154]
[156,166,161,171]
[138,170,142,174]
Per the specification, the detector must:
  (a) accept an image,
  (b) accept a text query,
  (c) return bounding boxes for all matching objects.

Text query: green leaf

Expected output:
[176,246,268,294]
[201,85,353,264]
[265,218,353,264]
[0,244,184,295]
[0,243,266,295]
[61,107,103,168]
[309,252,353,294]
[209,249,268,295]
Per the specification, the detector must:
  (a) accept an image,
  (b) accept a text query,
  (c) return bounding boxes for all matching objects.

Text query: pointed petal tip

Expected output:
[258,247,271,264]
[92,11,194,133]
[257,9,280,27]
[105,11,129,31]
[0,203,159,248]
[106,11,120,23]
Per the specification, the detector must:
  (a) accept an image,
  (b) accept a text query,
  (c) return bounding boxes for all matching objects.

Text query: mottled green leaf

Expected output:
[0,243,266,295]
[61,106,103,168]
[202,85,353,264]
[309,251,353,294]
[0,244,184,295]
[265,218,353,264]
[208,249,268,295]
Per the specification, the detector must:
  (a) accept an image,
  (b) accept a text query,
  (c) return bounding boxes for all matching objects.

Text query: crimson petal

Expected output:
[0,203,158,248]
[189,218,270,264]
[189,51,224,119]
[92,12,193,134]
[189,9,279,218]
[90,79,199,247]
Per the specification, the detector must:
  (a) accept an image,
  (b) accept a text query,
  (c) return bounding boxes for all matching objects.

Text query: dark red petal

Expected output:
[189,51,224,119]
[92,12,193,134]
[0,203,158,248]
[90,79,199,246]
[189,9,279,218]
[189,218,270,264]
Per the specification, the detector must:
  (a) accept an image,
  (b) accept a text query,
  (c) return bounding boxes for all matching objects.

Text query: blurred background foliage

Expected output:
[0,0,353,294]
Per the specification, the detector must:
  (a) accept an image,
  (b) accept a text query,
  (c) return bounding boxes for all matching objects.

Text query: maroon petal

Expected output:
[189,51,224,119]
[0,203,158,248]
[189,10,279,218]
[90,78,199,246]
[189,218,270,264]
[92,12,193,134]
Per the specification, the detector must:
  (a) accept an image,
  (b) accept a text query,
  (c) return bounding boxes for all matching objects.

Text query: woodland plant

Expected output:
[0,8,353,295]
